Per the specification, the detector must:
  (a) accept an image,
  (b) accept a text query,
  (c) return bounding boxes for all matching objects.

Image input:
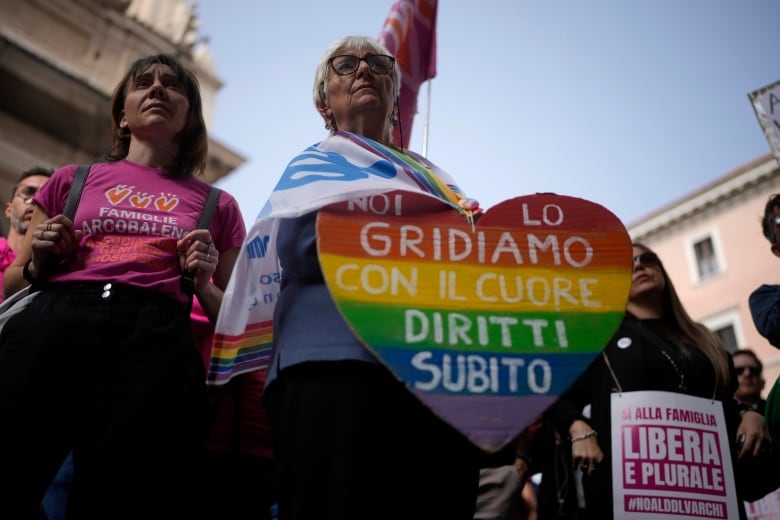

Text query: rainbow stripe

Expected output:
[316,192,632,398]
[208,131,477,385]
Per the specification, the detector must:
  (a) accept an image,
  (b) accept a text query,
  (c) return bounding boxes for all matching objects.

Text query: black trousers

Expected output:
[267,360,482,520]
[0,282,205,519]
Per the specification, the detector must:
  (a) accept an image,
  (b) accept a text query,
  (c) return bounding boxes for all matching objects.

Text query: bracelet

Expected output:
[570,430,597,443]
[22,258,36,284]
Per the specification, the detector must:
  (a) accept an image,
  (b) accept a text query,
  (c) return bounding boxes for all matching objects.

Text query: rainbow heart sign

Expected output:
[317,191,632,452]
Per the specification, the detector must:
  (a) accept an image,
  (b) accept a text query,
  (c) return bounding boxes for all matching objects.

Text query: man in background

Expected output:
[0,166,52,301]
[733,348,766,415]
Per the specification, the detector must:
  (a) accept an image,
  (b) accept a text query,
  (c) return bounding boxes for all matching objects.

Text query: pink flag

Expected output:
[378,0,438,149]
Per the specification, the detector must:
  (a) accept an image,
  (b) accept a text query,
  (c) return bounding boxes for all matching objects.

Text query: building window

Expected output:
[685,230,726,284]
[713,324,738,352]
[693,236,719,280]
[701,308,743,354]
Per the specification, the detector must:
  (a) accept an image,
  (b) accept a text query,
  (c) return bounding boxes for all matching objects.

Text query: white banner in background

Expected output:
[749,79,780,165]
[611,391,738,520]
[746,488,780,520]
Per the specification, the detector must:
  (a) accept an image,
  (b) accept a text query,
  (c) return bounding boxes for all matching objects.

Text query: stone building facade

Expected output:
[0,0,244,235]
[629,153,780,392]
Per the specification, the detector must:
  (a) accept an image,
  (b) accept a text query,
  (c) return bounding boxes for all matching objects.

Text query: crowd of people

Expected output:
[0,36,778,520]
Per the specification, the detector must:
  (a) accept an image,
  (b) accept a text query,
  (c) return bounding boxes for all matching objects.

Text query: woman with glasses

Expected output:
[0,54,246,518]
[536,243,771,519]
[218,36,482,519]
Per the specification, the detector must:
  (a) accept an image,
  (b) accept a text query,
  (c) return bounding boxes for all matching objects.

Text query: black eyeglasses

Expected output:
[735,365,761,377]
[14,186,38,203]
[633,252,660,268]
[328,54,395,76]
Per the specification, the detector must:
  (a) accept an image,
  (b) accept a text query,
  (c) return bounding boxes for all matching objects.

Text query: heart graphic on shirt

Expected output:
[106,186,133,205]
[129,194,153,209]
[317,191,632,452]
[154,195,180,212]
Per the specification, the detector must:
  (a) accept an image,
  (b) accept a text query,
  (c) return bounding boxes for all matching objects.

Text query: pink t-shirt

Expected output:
[0,237,16,303]
[34,161,246,303]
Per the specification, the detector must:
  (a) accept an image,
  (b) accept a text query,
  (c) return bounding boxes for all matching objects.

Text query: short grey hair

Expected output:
[312,35,402,109]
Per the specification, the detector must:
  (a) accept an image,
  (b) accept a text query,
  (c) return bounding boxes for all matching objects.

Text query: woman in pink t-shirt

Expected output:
[0,54,245,518]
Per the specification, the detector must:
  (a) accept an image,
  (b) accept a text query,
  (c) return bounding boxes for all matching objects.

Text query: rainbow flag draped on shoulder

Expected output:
[208,131,473,385]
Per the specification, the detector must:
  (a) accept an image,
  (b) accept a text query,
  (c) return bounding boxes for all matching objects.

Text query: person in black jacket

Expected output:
[749,193,780,348]
[540,243,770,519]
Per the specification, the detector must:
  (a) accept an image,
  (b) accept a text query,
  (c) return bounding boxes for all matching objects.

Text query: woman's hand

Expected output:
[177,230,219,293]
[177,231,239,324]
[29,215,82,272]
[4,208,81,297]
[736,410,771,459]
[569,419,603,477]
[513,456,531,483]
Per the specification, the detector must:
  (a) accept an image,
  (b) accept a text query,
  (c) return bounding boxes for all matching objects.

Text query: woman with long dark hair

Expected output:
[539,243,769,519]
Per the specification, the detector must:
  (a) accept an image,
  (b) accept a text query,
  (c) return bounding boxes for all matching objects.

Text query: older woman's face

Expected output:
[321,47,395,134]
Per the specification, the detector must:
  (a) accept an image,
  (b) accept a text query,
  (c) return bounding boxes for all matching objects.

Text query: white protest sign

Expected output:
[749,79,780,165]
[746,488,780,520]
[611,391,738,519]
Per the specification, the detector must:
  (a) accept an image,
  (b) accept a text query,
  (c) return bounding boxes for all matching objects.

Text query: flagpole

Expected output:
[421,80,432,157]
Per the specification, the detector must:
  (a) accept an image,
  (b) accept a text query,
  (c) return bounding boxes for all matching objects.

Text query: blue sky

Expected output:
[196,1,780,228]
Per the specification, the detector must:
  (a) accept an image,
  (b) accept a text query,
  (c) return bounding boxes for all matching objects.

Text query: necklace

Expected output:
[657,346,688,392]
[637,318,688,393]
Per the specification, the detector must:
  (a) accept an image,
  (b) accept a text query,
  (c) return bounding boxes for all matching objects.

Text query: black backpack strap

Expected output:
[64,164,91,219]
[181,187,223,297]
[31,164,91,288]
[198,187,222,229]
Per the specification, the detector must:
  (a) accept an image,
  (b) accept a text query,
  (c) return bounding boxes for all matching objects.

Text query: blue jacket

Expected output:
[267,211,379,389]
[749,284,780,348]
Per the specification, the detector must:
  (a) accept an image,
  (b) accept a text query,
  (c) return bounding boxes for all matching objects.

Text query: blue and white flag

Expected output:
[208,131,473,385]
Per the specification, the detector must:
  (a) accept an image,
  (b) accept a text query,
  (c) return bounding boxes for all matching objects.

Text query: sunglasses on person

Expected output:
[328,54,395,76]
[735,365,761,377]
[633,252,660,268]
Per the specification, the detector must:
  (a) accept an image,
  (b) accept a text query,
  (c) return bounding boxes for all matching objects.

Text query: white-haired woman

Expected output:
[236,35,483,519]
